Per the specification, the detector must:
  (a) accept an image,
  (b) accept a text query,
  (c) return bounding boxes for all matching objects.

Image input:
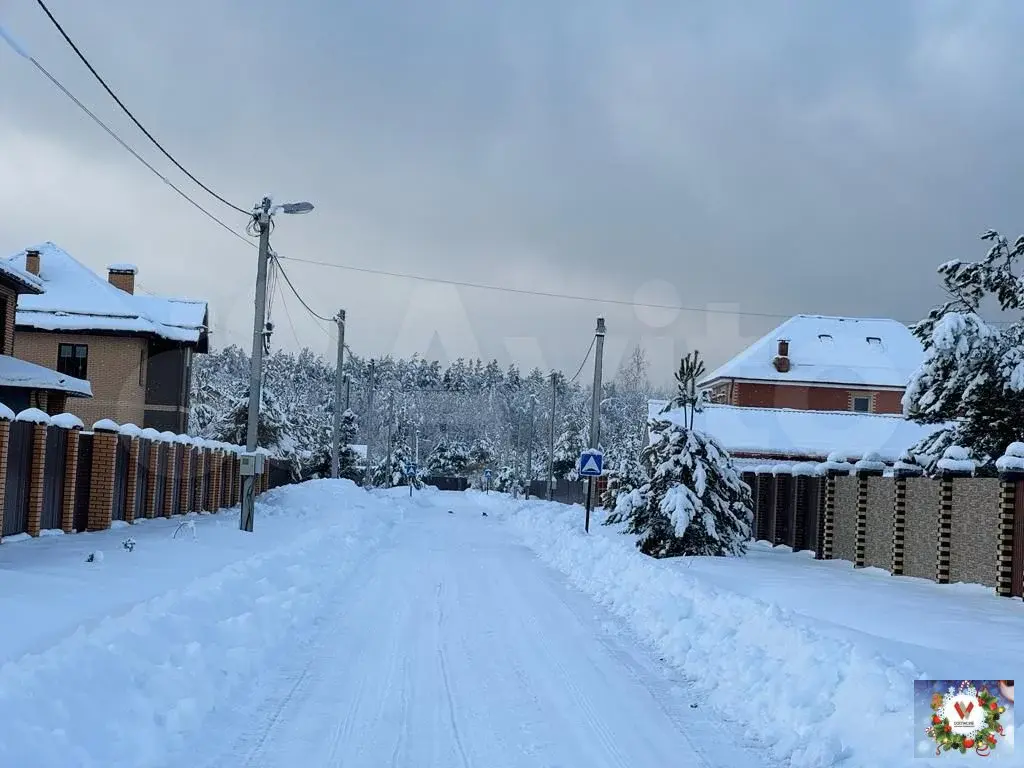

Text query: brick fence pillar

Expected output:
[194,448,207,511]
[210,449,223,511]
[163,443,177,517]
[821,470,841,560]
[88,425,118,531]
[997,472,1022,597]
[232,454,240,506]
[61,427,80,533]
[144,439,159,519]
[26,422,47,536]
[0,417,11,539]
[180,443,193,513]
[124,437,140,524]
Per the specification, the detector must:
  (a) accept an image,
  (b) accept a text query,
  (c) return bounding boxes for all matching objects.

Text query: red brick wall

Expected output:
[729,382,904,414]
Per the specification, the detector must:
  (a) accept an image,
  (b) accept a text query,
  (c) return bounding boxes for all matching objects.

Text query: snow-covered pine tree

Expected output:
[602,437,649,523]
[426,435,469,476]
[622,352,753,557]
[904,230,1024,471]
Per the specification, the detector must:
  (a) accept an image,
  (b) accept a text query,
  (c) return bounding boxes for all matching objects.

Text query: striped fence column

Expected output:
[891,470,912,576]
[124,437,140,524]
[210,449,223,511]
[163,440,177,517]
[996,472,1021,597]
[822,471,839,560]
[936,474,956,584]
[144,439,160,519]
[0,415,10,539]
[193,448,206,511]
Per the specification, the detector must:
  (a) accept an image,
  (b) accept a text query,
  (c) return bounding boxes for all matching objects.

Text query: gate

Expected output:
[2,421,33,537]
[755,474,775,542]
[774,474,793,546]
[41,428,68,531]
[73,433,94,532]
[111,434,131,521]
[135,440,151,519]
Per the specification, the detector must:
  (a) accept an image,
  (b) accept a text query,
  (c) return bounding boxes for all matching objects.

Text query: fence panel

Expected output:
[170,445,183,514]
[774,474,794,546]
[41,428,68,531]
[800,477,823,554]
[1012,481,1024,598]
[422,476,469,492]
[73,433,94,532]
[2,421,33,537]
[268,459,293,490]
[153,443,167,517]
[136,440,151,519]
[111,435,131,522]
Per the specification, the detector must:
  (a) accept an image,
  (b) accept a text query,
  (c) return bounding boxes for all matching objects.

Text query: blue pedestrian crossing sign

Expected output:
[578,449,603,477]
[484,469,492,478]
[405,462,417,475]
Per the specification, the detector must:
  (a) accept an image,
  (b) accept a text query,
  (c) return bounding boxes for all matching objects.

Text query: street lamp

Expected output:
[240,196,315,532]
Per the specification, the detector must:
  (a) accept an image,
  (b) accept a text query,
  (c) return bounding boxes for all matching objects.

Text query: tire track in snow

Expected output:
[435,578,472,768]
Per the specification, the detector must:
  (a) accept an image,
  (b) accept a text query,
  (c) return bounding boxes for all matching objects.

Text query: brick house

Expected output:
[6,243,208,431]
[701,315,924,414]
[0,259,92,412]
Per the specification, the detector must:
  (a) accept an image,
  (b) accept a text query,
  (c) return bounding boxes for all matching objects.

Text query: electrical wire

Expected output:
[275,255,809,320]
[33,0,250,216]
[275,279,302,349]
[568,337,595,384]
[0,27,254,247]
[270,253,335,323]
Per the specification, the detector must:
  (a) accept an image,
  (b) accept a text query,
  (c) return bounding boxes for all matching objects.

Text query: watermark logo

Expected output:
[915,679,1014,758]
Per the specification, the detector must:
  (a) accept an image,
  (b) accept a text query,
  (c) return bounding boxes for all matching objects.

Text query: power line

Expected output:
[568,338,595,384]
[275,255,809,320]
[0,25,254,248]
[274,279,302,349]
[32,0,249,216]
[270,252,334,322]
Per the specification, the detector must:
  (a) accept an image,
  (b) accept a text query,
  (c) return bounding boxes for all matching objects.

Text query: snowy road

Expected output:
[181,491,768,768]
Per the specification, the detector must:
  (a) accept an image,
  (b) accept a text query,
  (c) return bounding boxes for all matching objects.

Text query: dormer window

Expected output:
[866,336,881,345]
[818,333,833,343]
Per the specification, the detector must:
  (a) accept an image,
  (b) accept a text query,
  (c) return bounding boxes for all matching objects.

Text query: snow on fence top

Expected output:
[699,314,924,389]
[15,407,50,425]
[936,445,975,474]
[51,412,84,430]
[172,433,193,445]
[996,442,1024,472]
[118,423,142,437]
[92,418,119,432]
[647,401,945,464]
[819,451,854,473]
[159,431,177,442]
[791,462,821,476]
[0,402,15,421]
[771,463,792,475]
[854,450,887,472]
[140,427,161,440]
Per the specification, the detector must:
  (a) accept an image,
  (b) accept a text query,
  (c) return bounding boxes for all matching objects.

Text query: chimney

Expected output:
[25,249,40,276]
[107,263,138,294]
[773,338,790,373]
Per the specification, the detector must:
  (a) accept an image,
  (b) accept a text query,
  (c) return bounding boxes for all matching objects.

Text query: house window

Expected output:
[852,395,871,413]
[57,343,88,380]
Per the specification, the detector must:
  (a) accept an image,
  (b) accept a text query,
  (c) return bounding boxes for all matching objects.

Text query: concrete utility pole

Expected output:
[240,197,272,533]
[585,317,606,533]
[345,375,351,412]
[239,196,314,532]
[364,360,375,486]
[330,309,346,479]
[547,372,556,501]
[525,396,536,499]
[386,396,395,488]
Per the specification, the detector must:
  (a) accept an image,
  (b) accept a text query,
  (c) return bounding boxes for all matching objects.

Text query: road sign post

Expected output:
[578,448,603,533]
[484,468,492,494]
[406,462,417,496]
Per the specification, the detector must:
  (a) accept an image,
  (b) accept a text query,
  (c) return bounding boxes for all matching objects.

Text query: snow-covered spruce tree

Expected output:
[623,352,753,557]
[602,443,649,523]
[904,230,1024,472]
[426,436,469,476]
[370,441,420,488]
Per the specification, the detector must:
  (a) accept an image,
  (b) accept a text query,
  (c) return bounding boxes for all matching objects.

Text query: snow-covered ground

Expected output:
[1,482,1019,767]
[479,491,1022,767]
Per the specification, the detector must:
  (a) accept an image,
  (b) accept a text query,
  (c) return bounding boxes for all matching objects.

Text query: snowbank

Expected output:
[0,480,396,768]
[481,494,1007,768]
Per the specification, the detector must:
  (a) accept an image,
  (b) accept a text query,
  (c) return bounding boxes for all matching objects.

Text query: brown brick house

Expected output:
[0,258,92,413]
[6,243,208,431]
[701,315,924,414]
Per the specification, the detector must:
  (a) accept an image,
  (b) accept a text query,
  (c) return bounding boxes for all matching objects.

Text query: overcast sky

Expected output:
[2,0,1022,387]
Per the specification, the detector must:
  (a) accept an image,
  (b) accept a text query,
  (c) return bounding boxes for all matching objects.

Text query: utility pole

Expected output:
[330,309,346,479]
[386,396,395,488]
[585,317,606,533]
[547,372,556,501]
[525,396,536,499]
[240,197,272,532]
[364,360,375,486]
[345,375,351,412]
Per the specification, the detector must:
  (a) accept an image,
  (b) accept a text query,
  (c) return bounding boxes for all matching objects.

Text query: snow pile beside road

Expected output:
[0,481,395,768]
[483,493,919,768]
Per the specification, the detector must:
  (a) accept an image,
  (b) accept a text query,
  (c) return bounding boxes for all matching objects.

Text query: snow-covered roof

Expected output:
[0,261,43,294]
[702,315,924,389]
[0,354,91,396]
[349,444,368,459]
[6,243,208,344]
[648,400,945,464]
